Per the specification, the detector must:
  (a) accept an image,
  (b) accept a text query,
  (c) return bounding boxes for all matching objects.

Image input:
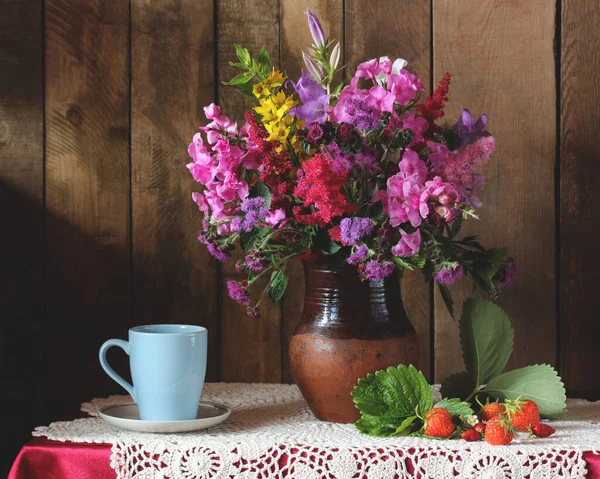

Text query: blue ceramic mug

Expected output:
[99,324,207,421]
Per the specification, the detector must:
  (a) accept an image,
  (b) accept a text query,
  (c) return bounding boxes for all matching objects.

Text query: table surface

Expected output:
[9,383,600,479]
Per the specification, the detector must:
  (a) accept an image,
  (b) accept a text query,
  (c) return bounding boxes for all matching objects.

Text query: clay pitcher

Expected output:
[288,261,419,423]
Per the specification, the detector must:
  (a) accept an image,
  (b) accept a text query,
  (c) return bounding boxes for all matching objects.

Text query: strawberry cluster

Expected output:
[422,398,556,445]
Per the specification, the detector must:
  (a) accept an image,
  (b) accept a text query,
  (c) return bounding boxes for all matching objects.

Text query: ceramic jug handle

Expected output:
[99,339,136,401]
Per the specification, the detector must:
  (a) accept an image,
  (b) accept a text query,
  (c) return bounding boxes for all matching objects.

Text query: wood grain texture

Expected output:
[279,0,344,383]
[45,0,130,410]
[433,0,557,382]
[345,0,433,380]
[560,0,600,399]
[217,0,282,382]
[131,0,218,380]
[0,0,44,468]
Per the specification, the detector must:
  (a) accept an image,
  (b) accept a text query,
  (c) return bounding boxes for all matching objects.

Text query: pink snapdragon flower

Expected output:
[200,103,238,144]
[192,192,209,215]
[399,149,427,182]
[392,229,422,257]
[387,175,429,227]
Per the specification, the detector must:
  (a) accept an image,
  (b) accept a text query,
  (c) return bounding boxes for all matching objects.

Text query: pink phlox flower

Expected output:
[391,229,421,257]
[402,113,429,146]
[366,85,396,113]
[265,208,286,228]
[353,58,382,84]
[387,70,425,105]
[399,149,428,183]
[387,174,429,228]
[191,192,209,215]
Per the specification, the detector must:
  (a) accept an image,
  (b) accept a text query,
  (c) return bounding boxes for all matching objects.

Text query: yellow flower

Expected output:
[252,82,270,98]
[265,69,286,88]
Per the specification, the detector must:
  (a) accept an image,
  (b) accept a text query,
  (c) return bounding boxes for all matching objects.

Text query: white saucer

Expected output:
[99,401,231,433]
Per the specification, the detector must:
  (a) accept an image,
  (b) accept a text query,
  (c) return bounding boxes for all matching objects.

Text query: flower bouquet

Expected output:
[187,9,514,319]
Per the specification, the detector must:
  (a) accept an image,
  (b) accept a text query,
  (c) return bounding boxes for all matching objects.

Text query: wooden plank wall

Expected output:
[2,0,600,468]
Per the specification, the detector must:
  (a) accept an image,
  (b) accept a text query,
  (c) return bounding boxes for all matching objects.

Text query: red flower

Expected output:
[293,154,358,226]
[416,72,451,126]
[328,226,342,242]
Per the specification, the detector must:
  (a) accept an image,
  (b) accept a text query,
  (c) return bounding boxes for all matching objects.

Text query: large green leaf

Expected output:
[440,371,475,401]
[352,365,432,425]
[438,284,455,319]
[267,270,288,304]
[484,364,566,418]
[434,398,474,417]
[460,298,514,386]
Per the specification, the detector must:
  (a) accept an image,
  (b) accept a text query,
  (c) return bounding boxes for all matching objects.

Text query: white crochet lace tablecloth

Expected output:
[33,383,600,479]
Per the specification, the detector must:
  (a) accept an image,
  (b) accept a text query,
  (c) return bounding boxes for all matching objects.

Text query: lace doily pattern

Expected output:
[35,383,600,479]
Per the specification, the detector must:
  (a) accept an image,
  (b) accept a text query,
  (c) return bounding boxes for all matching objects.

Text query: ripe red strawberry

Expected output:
[424,408,456,438]
[461,428,481,441]
[505,399,540,432]
[485,416,515,445]
[481,401,506,422]
[530,422,556,438]
[474,423,486,435]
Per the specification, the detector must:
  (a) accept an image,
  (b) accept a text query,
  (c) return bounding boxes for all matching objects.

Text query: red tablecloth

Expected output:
[9,437,600,478]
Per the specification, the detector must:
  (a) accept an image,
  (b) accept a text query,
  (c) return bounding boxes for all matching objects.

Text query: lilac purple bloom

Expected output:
[347,244,369,265]
[227,280,250,305]
[455,109,490,146]
[305,8,326,47]
[245,253,265,272]
[290,72,330,123]
[434,264,464,284]
[495,258,517,287]
[362,261,395,281]
[207,243,230,262]
[239,196,268,231]
[340,217,375,245]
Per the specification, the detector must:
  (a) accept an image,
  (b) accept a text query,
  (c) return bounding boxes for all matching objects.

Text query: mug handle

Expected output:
[99,339,136,401]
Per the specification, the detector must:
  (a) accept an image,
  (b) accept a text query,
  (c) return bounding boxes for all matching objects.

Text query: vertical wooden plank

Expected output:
[434,0,557,382]
[131,0,218,380]
[279,0,344,383]
[217,0,282,382]
[345,0,433,380]
[0,0,44,468]
[561,0,600,399]
[45,0,130,410]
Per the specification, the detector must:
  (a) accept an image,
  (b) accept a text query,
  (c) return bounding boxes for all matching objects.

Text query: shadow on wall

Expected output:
[0,180,133,469]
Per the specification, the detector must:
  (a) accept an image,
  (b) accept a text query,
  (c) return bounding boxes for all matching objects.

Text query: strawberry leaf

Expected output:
[460,298,514,386]
[434,398,474,417]
[440,371,475,401]
[352,364,432,437]
[483,364,566,418]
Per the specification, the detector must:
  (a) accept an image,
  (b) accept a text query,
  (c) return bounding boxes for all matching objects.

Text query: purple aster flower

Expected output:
[347,244,369,265]
[290,72,330,123]
[245,253,265,272]
[229,216,243,232]
[362,261,395,281]
[494,258,517,287]
[434,264,464,285]
[207,243,230,262]
[455,109,490,146]
[340,217,375,245]
[227,280,250,305]
[241,196,267,213]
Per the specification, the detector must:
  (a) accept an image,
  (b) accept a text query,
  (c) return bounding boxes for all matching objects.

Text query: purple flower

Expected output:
[241,197,266,213]
[434,264,464,285]
[362,261,395,281]
[305,8,326,47]
[455,109,490,146]
[240,196,268,231]
[494,258,517,287]
[306,122,324,143]
[207,243,230,262]
[245,253,265,272]
[347,244,369,265]
[290,72,330,123]
[340,217,375,245]
[227,280,250,305]
[392,230,421,257]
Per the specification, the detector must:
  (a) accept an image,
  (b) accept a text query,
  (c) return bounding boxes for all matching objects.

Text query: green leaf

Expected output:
[228,61,248,69]
[257,47,271,79]
[484,364,566,418]
[234,43,251,65]
[239,228,269,251]
[238,83,255,97]
[449,215,464,239]
[369,200,384,221]
[438,283,455,319]
[440,371,475,401]
[223,73,253,86]
[392,415,418,437]
[473,260,500,281]
[392,256,414,271]
[352,364,433,437]
[251,181,272,209]
[460,298,514,386]
[434,398,474,417]
[268,270,288,304]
